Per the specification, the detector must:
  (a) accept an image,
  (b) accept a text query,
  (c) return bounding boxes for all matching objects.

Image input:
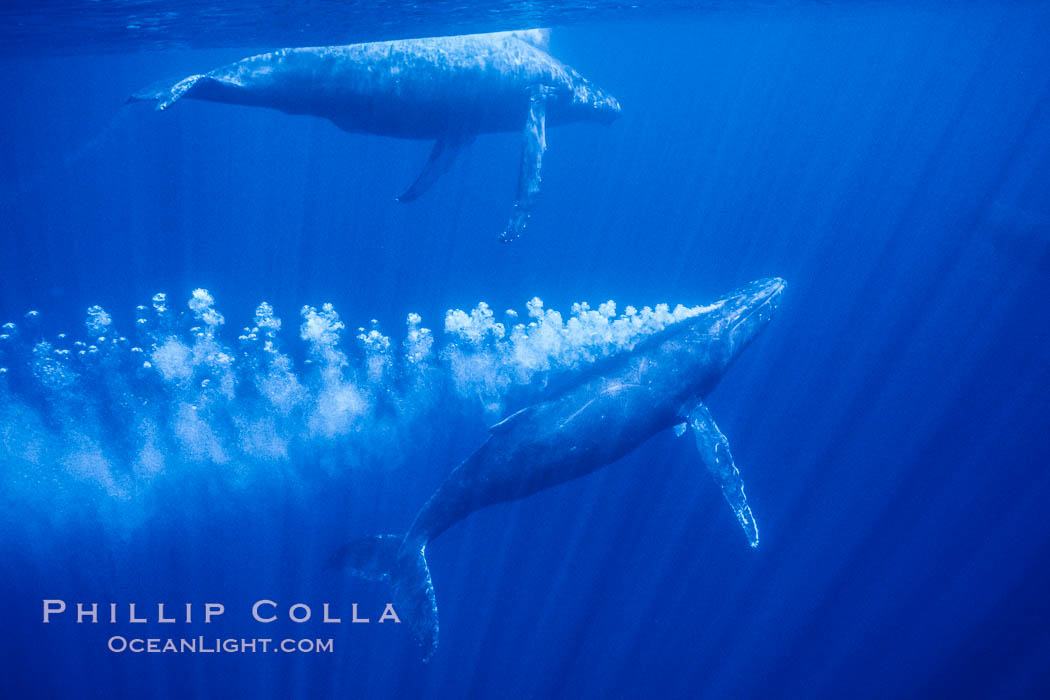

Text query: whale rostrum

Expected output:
[129,29,622,241]
[329,278,787,660]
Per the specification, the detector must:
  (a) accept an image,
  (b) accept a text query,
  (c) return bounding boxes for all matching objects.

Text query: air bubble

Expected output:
[0,287,715,525]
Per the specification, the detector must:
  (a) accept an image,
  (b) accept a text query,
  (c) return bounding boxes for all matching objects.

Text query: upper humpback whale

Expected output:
[129,29,621,241]
[329,277,787,660]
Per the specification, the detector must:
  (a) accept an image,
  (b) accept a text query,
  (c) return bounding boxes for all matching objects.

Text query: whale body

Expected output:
[129,29,621,241]
[330,278,787,660]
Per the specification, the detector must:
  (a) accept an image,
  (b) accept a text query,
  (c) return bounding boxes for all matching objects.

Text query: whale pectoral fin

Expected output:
[501,86,549,243]
[397,136,472,202]
[488,405,534,433]
[685,402,760,548]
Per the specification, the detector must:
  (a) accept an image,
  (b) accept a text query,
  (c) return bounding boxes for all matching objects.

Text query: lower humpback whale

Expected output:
[330,278,787,660]
[129,29,621,241]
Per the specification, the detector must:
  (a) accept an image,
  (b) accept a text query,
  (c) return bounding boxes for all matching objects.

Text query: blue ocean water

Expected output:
[2,2,1050,698]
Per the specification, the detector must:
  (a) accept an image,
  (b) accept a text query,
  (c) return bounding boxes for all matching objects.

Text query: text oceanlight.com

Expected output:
[107,636,334,654]
[42,599,401,654]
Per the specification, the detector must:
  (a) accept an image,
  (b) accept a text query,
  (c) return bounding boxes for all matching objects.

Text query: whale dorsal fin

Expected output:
[508,29,551,51]
[397,134,474,202]
[681,401,760,548]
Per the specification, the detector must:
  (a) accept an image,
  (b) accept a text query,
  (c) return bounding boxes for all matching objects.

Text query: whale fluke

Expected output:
[126,74,210,111]
[327,533,399,580]
[156,74,209,111]
[329,534,438,661]
[124,78,174,105]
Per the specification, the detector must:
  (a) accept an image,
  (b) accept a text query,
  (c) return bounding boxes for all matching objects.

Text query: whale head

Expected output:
[711,277,786,358]
[656,277,786,399]
[553,74,621,126]
[589,88,622,124]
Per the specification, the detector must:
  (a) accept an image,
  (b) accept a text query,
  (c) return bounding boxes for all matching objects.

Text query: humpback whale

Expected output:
[329,278,787,660]
[128,29,621,241]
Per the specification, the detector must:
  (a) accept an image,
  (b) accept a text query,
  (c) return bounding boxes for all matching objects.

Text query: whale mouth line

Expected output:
[732,277,786,330]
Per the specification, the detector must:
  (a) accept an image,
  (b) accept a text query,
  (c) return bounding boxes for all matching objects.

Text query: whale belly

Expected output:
[412,380,673,543]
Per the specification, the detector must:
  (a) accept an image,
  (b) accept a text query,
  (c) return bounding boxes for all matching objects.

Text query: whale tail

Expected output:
[125,74,208,111]
[328,534,439,661]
